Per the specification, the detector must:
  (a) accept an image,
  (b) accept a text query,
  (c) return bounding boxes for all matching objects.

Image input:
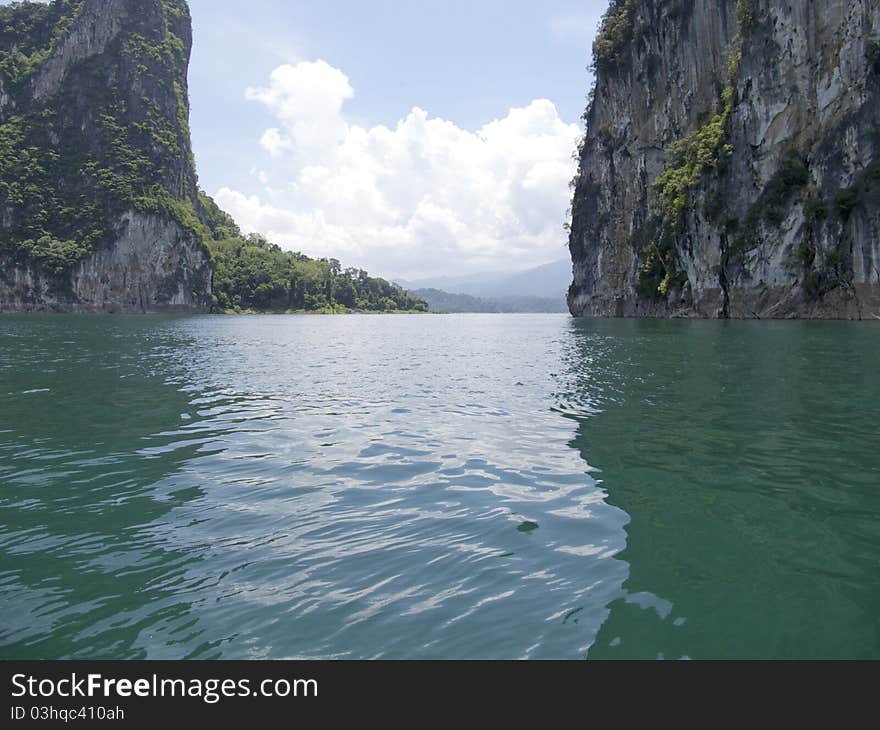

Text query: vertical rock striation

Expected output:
[569,0,880,319]
[0,0,211,312]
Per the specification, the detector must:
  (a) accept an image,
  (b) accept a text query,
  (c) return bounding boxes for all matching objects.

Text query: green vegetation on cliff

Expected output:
[0,0,83,85]
[638,0,755,299]
[592,0,636,72]
[0,1,425,314]
[0,0,200,275]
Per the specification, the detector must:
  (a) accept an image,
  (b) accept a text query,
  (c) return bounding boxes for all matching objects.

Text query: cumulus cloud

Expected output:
[219,59,581,279]
[245,60,353,159]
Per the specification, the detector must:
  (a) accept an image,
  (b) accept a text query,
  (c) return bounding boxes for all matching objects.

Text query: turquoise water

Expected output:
[0,314,878,659]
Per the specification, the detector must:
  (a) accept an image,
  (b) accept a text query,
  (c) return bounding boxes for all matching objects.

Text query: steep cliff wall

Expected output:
[0,0,211,312]
[569,0,880,319]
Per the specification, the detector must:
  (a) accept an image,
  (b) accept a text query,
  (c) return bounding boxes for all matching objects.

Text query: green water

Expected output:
[0,314,878,659]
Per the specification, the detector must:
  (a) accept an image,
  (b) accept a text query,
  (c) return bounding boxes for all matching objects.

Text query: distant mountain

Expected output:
[413,289,568,314]
[395,271,504,295]
[397,258,572,301]
[472,259,573,299]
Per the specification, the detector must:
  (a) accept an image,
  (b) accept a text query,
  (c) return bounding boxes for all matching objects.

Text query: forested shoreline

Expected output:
[199,195,428,314]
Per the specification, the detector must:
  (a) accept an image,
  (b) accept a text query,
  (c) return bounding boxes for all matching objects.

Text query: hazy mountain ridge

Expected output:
[411,288,568,313]
[398,258,572,312]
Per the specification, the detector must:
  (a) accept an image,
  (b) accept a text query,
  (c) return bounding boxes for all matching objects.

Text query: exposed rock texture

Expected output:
[0,0,211,312]
[0,212,210,312]
[569,0,880,319]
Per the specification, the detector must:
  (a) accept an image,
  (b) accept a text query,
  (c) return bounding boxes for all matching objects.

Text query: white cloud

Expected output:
[220,59,582,279]
[245,60,353,160]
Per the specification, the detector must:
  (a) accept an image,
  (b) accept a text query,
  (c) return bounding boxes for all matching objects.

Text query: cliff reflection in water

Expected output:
[0,316,221,658]
[560,319,880,659]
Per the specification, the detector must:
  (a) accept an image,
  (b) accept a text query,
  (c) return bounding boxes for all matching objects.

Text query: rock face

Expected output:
[1,212,210,312]
[0,0,211,312]
[568,0,880,319]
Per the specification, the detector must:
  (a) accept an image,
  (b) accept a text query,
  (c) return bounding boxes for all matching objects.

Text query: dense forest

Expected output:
[198,195,428,313]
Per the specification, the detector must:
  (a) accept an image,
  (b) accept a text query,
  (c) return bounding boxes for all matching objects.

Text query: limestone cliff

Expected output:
[0,0,211,312]
[568,0,880,319]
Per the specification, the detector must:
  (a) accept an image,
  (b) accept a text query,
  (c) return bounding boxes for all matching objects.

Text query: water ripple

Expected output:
[3,314,878,658]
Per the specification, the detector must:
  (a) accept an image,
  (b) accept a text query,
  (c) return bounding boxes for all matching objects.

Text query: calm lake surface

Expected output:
[1,313,878,659]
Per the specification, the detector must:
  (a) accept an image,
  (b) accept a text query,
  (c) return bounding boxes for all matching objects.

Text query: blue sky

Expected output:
[187,1,602,192]
[7,0,608,278]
